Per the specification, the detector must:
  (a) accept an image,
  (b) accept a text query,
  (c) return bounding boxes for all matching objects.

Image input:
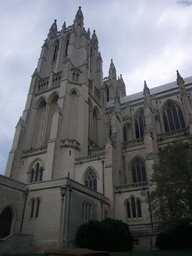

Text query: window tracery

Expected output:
[125,196,142,219]
[135,109,145,139]
[131,157,146,183]
[84,169,97,191]
[30,162,44,183]
[163,101,185,132]
[53,41,59,62]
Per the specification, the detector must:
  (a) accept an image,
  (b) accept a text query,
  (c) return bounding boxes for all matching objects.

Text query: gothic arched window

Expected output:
[131,196,136,218]
[163,101,186,132]
[35,163,39,182]
[123,125,127,142]
[135,109,145,139]
[30,198,41,218]
[131,157,146,183]
[30,199,35,218]
[0,207,12,238]
[125,196,142,219]
[84,169,97,191]
[137,199,142,217]
[45,95,58,146]
[106,86,109,102]
[53,41,59,62]
[35,198,41,218]
[93,108,98,144]
[126,201,131,218]
[82,201,92,222]
[32,99,46,148]
[65,37,70,56]
[30,162,44,183]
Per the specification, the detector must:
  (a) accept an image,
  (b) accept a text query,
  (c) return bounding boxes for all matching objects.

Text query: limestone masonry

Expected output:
[1,6,192,252]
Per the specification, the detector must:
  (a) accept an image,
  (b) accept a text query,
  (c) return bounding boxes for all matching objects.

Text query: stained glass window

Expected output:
[131,157,146,183]
[135,109,145,139]
[123,125,127,142]
[132,197,136,217]
[125,197,142,219]
[163,101,186,132]
[30,162,44,183]
[85,169,97,191]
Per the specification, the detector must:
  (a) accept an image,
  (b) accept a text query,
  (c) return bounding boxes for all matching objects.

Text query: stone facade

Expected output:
[1,7,192,252]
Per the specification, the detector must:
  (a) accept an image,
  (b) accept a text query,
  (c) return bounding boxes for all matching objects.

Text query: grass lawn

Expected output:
[110,250,192,256]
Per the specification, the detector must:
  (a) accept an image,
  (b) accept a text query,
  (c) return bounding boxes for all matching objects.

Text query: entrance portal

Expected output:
[0,207,12,238]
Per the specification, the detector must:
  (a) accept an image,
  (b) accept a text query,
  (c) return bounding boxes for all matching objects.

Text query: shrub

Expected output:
[156,224,192,250]
[75,218,133,252]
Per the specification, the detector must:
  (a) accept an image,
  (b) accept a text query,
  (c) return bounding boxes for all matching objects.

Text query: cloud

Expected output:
[1,0,192,174]
[177,1,192,6]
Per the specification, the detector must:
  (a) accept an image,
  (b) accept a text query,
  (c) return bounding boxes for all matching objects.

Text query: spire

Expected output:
[74,6,84,27]
[109,59,116,79]
[48,19,57,39]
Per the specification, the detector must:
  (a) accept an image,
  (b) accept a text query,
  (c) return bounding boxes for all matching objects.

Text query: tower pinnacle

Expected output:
[48,19,57,39]
[176,70,185,85]
[109,59,116,79]
[74,6,84,27]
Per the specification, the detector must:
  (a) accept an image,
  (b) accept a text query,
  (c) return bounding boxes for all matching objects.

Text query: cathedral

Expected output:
[1,7,192,253]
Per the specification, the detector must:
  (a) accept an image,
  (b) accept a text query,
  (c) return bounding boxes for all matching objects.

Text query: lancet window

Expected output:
[30,198,41,218]
[123,125,127,142]
[84,169,97,191]
[0,207,12,238]
[65,37,70,56]
[72,72,79,81]
[135,109,145,139]
[131,157,146,183]
[82,201,92,222]
[125,196,142,219]
[32,100,46,148]
[30,162,44,183]
[53,40,59,62]
[162,101,186,132]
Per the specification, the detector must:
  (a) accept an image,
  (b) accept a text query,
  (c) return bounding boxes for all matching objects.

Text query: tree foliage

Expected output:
[150,139,192,230]
[75,218,133,252]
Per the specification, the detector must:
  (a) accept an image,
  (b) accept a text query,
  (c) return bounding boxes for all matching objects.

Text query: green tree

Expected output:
[150,139,192,230]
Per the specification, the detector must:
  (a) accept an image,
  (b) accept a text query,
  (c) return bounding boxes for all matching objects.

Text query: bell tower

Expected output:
[5,7,105,182]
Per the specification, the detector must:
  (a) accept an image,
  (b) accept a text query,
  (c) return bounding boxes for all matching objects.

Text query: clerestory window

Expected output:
[135,109,145,139]
[163,101,185,132]
[53,41,59,62]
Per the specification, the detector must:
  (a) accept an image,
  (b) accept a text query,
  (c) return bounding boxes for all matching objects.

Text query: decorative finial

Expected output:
[74,6,84,26]
[176,70,184,85]
[143,80,150,96]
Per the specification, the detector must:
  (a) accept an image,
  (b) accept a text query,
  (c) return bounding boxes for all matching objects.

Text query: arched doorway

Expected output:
[0,207,12,238]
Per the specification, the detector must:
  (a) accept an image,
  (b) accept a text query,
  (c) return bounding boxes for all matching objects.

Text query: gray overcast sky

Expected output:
[1,0,192,175]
